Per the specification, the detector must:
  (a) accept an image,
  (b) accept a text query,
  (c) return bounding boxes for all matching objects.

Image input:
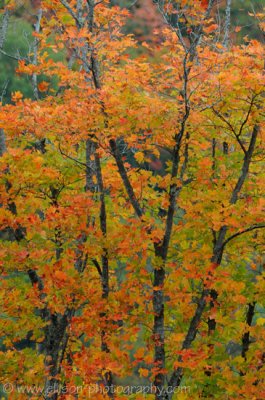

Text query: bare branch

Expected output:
[59,0,82,28]
[0,48,25,61]
[212,107,247,154]
[92,258,102,277]
[222,224,265,249]
[58,142,88,168]
[238,95,258,138]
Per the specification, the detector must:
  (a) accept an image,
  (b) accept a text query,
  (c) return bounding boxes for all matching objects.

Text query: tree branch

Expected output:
[230,125,259,204]
[167,291,208,399]
[58,142,88,168]
[109,139,143,219]
[212,107,247,154]
[222,224,265,249]
[92,258,102,277]
[59,0,81,28]
[241,302,256,361]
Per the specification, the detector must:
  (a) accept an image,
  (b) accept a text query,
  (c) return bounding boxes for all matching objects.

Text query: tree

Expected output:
[0,1,264,399]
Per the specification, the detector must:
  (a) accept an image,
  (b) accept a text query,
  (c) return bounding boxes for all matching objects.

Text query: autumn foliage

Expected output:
[0,1,264,399]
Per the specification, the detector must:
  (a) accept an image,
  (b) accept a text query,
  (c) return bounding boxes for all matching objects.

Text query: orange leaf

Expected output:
[38,81,50,92]
[134,348,145,359]
[205,24,219,34]
[54,270,67,281]
[11,91,23,102]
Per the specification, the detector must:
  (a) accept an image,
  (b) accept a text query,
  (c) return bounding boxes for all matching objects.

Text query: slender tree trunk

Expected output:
[241,302,256,361]
[95,151,114,397]
[0,129,7,157]
[223,0,232,48]
[32,9,42,100]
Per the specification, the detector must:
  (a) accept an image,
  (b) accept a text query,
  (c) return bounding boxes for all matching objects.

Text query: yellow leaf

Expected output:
[256,318,265,326]
[134,152,145,163]
[138,367,149,377]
